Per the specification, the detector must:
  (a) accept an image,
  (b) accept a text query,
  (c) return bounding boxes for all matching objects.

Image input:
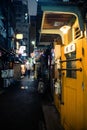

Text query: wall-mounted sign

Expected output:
[64,43,75,54]
[16,34,23,39]
[1,69,14,78]
[19,46,26,54]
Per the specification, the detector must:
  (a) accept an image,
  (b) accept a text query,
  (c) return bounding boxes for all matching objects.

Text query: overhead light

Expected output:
[54,22,59,27]
[31,40,35,45]
[54,21,63,27]
[60,25,71,34]
[16,34,23,39]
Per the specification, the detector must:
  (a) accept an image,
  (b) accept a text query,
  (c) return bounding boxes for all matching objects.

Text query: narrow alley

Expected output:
[0,76,64,130]
[0,1,87,130]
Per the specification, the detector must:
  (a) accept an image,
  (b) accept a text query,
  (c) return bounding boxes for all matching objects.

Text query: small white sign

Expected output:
[64,43,75,54]
[1,69,14,78]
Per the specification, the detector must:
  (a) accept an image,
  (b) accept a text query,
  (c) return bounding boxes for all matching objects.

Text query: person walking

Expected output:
[25,60,30,78]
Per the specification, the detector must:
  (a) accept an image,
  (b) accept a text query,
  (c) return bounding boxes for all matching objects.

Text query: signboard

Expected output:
[19,46,26,54]
[64,43,75,54]
[16,34,23,39]
[1,69,14,78]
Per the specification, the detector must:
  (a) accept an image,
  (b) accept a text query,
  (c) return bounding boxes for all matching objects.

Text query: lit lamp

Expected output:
[15,34,23,55]
[31,40,36,48]
[60,25,71,34]
[16,34,23,39]
[31,40,35,45]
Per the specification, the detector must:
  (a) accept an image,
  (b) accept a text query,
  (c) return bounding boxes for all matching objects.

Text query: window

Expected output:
[66,51,76,78]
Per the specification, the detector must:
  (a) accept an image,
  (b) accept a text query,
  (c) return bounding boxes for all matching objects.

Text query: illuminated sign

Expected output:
[19,46,26,54]
[1,69,14,78]
[16,34,23,39]
[64,43,75,54]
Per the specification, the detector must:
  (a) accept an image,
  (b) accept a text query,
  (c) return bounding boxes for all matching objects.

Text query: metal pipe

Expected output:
[60,58,82,63]
[58,68,82,71]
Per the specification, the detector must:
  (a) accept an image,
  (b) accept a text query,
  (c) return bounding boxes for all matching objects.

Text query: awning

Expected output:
[41,5,84,31]
[37,4,84,45]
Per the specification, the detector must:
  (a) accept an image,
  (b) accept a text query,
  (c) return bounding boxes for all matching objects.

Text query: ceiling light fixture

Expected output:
[54,21,63,27]
[60,25,71,34]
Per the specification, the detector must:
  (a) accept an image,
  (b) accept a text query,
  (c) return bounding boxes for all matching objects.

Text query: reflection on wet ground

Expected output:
[0,76,46,130]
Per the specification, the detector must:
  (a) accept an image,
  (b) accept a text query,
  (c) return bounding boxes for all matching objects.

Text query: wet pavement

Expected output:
[0,76,64,130]
[0,77,46,129]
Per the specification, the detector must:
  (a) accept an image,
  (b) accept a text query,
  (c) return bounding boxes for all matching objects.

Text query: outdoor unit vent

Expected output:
[74,27,82,39]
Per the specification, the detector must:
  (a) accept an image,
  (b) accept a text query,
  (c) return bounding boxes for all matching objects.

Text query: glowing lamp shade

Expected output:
[16,34,23,39]
[60,25,71,34]
[31,41,35,45]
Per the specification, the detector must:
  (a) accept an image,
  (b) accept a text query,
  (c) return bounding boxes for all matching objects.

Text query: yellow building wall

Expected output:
[76,39,84,130]
[53,17,87,130]
[82,37,87,129]
[61,37,87,130]
[54,44,61,112]
[59,16,86,129]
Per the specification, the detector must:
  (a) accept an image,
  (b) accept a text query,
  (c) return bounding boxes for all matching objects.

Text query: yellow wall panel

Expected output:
[53,19,87,130]
[63,86,77,130]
